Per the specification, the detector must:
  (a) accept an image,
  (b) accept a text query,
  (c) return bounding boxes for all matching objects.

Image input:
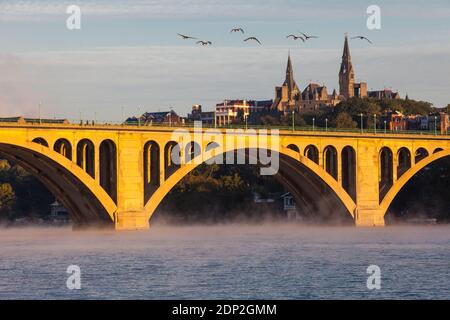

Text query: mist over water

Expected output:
[0,223,449,299]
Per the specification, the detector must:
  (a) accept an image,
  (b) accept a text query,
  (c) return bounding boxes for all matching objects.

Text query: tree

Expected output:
[332,112,357,129]
[0,183,15,219]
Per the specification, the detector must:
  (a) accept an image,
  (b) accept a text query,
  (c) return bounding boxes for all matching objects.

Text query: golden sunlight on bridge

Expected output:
[0,122,449,230]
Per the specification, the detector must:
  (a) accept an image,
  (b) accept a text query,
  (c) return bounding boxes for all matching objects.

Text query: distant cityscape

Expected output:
[1,35,449,134]
[125,35,450,134]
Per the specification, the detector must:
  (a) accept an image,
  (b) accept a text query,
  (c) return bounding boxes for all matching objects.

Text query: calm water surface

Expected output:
[0,224,449,299]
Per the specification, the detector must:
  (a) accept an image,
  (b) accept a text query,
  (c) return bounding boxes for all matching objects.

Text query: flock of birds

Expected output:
[177,28,373,46]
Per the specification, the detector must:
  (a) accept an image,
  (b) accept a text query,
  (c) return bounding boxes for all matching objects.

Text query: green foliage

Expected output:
[331,112,357,129]
[0,183,15,218]
[158,163,285,223]
[0,159,54,220]
[260,112,306,127]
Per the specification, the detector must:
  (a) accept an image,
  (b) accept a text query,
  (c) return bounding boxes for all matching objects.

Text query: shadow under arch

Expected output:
[144,147,356,224]
[0,141,117,228]
[381,149,450,215]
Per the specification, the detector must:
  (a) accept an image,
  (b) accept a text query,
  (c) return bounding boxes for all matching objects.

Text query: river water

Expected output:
[0,224,449,300]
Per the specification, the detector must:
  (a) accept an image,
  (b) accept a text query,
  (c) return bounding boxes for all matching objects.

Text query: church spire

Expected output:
[340,34,353,75]
[285,52,295,91]
[339,34,355,99]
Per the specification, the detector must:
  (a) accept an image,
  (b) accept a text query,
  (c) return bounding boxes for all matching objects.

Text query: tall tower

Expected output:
[339,35,355,99]
[285,52,295,94]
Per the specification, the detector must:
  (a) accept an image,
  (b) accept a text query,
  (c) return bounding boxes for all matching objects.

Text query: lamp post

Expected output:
[384,120,387,134]
[245,114,248,130]
[434,116,437,135]
[38,101,42,125]
[138,106,141,127]
[374,114,377,134]
[292,110,295,132]
[312,118,315,132]
[360,113,364,133]
[325,118,328,132]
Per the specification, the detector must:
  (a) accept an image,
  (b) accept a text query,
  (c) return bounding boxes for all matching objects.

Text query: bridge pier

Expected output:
[354,208,385,227]
[115,211,150,231]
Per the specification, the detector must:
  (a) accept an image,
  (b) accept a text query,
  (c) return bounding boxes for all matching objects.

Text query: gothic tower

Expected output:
[339,35,355,99]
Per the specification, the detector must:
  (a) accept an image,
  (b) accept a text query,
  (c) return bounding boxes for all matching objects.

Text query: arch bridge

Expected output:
[0,123,449,230]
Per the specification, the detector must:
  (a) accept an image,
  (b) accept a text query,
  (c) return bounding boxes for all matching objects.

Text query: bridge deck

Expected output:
[0,122,449,141]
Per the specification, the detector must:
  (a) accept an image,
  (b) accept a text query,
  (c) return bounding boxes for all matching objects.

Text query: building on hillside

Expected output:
[0,116,70,124]
[215,99,250,126]
[187,105,215,125]
[271,54,340,113]
[405,115,428,131]
[249,100,273,113]
[368,89,401,100]
[270,35,404,116]
[382,111,408,131]
[271,54,302,113]
[301,83,341,111]
[125,110,184,126]
[428,112,449,134]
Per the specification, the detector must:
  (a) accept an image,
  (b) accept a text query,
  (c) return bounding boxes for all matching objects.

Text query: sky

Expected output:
[0,0,449,122]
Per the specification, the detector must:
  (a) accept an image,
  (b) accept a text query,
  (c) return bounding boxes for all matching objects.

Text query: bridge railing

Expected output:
[0,118,448,137]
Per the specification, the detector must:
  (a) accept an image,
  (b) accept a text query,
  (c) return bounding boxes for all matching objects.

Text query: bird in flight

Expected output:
[351,36,373,44]
[244,37,262,45]
[286,34,305,42]
[300,32,319,40]
[177,33,197,40]
[230,27,245,34]
[196,41,212,46]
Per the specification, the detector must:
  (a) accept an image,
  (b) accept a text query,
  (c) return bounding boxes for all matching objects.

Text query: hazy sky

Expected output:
[0,0,449,122]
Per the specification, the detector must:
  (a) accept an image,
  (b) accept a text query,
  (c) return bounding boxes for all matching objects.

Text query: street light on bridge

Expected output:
[374,114,377,134]
[434,116,437,136]
[325,118,328,132]
[360,113,364,133]
[38,101,42,125]
[292,110,295,132]
[312,118,315,132]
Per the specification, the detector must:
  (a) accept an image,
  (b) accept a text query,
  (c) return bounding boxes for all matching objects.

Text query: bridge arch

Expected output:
[434,148,444,154]
[144,146,357,224]
[379,147,393,202]
[397,147,411,179]
[164,141,181,179]
[144,141,160,203]
[77,139,95,178]
[0,140,116,227]
[206,141,219,152]
[304,145,319,164]
[54,138,72,160]
[287,144,300,153]
[99,139,117,203]
[414,147,429,163]
[323,146,338,180]
[381,149,450,215]
[341,146,356,201]
[32,137,49,147]
[185,141,202,163]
